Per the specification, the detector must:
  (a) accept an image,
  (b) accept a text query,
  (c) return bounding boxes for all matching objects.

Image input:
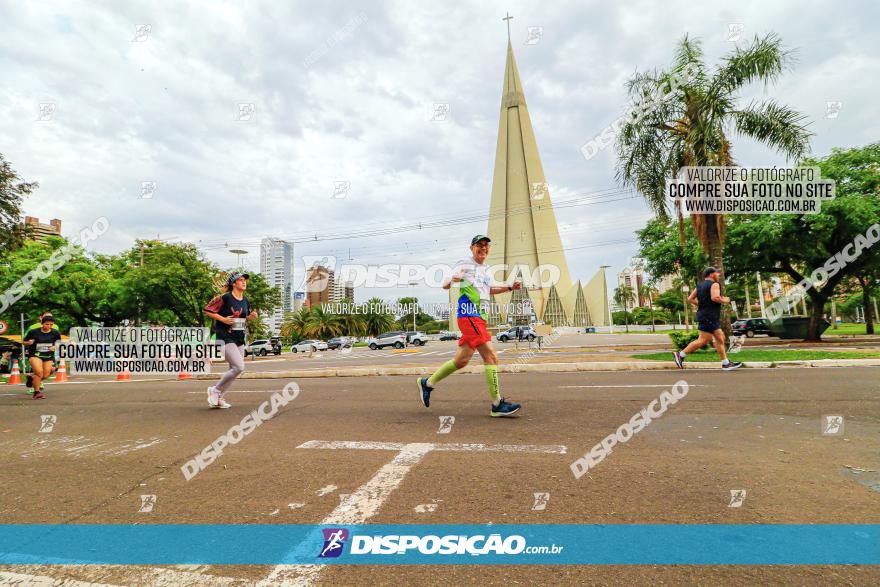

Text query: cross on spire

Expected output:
[502,12,513,41]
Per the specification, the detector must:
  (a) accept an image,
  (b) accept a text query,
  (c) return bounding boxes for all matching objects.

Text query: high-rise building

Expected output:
[292,291,306,313]
[330,280,354,303]
[452,35,608,330]
[655,274,676,294]
[305,265,334,308]
[260,238,293,334]
[23,217,62,242]
[617,267,645,308]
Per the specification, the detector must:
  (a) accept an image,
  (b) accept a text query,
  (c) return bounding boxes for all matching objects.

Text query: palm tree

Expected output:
[639,283,659,332]
[617,33,812,331]
[305,305,342,339]
[362,296,395,336]
[335,298,366,337]
[280,307,312,341]
[614,285,635,333]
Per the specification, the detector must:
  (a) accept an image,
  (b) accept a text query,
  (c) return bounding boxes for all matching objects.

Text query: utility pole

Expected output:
[137,242,144,326]
[757,272,767,319]
[744,280,752,318]
[832,297,838,329]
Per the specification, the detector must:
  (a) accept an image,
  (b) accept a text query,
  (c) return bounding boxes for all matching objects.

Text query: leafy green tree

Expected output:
[725,143,880,340]
[236,272,282,326]
[637,217,707,286]
[655,287,684,314]
[0,236,112,331]
[106,240,217,326]
[395,296,432,329]
[362,296,394,336]
[0,153,38,256]
[617,33,812,333]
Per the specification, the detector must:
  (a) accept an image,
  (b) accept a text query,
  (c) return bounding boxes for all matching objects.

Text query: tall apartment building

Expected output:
[23,217,62,242]
[331,280,354,303]
[617,267,645,308]
[260,238,293,334]
[292,291,306,313]
[305,265,334,308]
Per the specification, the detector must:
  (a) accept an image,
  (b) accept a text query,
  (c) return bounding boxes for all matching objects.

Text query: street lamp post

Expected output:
[229,249,248,270]
[408,281,419,332]
[681,285,690,330]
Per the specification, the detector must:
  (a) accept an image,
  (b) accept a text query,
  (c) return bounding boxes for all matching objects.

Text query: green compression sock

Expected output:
[427,360,458,387]
[484,364,500,404]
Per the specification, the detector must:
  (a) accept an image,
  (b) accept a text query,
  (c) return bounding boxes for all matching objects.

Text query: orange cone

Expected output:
[116,369,131,381]
[55,360,69,382]
[177,369,192,380]
[8,362,21,385]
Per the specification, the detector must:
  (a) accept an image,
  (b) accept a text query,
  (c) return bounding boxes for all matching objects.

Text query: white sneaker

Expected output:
[217,398,232,409]
[207,387,220,408]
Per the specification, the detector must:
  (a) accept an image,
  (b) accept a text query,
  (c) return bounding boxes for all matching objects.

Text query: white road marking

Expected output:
[437,415,455,434]
[315,485,337,496]
[263,439,568,585]
[0,566,242,586]
[559,384,710,388]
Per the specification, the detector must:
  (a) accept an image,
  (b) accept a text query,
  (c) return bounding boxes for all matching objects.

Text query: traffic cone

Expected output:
[8,362,21,385]
[177,368,192,380]
[55,360,69,382]
[116,369,131,381]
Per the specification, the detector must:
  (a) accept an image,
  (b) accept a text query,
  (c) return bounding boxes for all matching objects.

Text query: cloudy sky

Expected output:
[2,0,878,305]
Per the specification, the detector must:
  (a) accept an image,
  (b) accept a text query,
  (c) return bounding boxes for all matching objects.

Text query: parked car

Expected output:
[368,331,407,350]
[327,336,354,350]
[404,331,428,346]
[496,326,537,342]
[244,339,278,357]
[731,318,772,338]
[291,339,328,353]
[269,336,283,354]
[439,331,461,341]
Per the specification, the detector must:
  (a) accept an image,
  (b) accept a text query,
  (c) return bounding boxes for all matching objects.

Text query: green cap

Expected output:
[471,235,491,246]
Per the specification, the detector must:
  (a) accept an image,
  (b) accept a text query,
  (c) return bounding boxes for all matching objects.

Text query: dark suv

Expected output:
[731,318,772,337]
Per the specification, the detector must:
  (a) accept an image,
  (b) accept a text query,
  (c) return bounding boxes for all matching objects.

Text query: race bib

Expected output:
[231,317,247,331]
[36,343,52,353]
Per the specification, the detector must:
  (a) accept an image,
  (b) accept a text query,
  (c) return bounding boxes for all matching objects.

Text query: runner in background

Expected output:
[203,272,258,409]
[23,315,61,399]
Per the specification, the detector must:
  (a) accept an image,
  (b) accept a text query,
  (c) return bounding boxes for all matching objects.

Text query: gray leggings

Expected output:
[215,342,245,392]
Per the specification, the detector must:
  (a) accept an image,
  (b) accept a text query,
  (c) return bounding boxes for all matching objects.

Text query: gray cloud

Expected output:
[2,0,877,304]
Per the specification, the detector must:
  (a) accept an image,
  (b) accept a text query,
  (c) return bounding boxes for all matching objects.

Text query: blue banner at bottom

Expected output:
[1,525,878,565]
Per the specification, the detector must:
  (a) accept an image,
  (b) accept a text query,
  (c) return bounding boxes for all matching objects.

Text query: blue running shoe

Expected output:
[417,377,432,408]
[490,397,521,417]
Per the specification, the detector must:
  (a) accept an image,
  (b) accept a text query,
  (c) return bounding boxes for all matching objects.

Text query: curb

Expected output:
[190,358,880,380]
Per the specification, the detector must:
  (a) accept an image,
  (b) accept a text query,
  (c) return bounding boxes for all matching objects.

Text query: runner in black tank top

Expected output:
[672,267,742,371]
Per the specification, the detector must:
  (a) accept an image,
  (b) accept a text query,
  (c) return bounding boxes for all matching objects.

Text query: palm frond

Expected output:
[711,32,794,96]
[731,100,813,162]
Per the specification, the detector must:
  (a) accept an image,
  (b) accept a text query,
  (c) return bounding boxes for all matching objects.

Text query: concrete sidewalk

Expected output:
[190,357,880,379]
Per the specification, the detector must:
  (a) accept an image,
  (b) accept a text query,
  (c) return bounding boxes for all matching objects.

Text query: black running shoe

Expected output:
[417,377,432,408]
[672,352,683,369]
[722,361,743,371]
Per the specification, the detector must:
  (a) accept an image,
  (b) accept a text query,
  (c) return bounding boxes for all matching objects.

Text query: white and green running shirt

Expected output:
[453,257,494,320]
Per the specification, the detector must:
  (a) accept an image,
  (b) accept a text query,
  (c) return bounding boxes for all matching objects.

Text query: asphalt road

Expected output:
[1,367,879,585]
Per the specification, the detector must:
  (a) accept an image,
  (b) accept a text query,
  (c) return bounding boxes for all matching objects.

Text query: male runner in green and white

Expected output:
[417,235,522,417]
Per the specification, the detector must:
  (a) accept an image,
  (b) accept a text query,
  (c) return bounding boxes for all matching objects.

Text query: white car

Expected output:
[291,339,328,353]
[367,331,408,350]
